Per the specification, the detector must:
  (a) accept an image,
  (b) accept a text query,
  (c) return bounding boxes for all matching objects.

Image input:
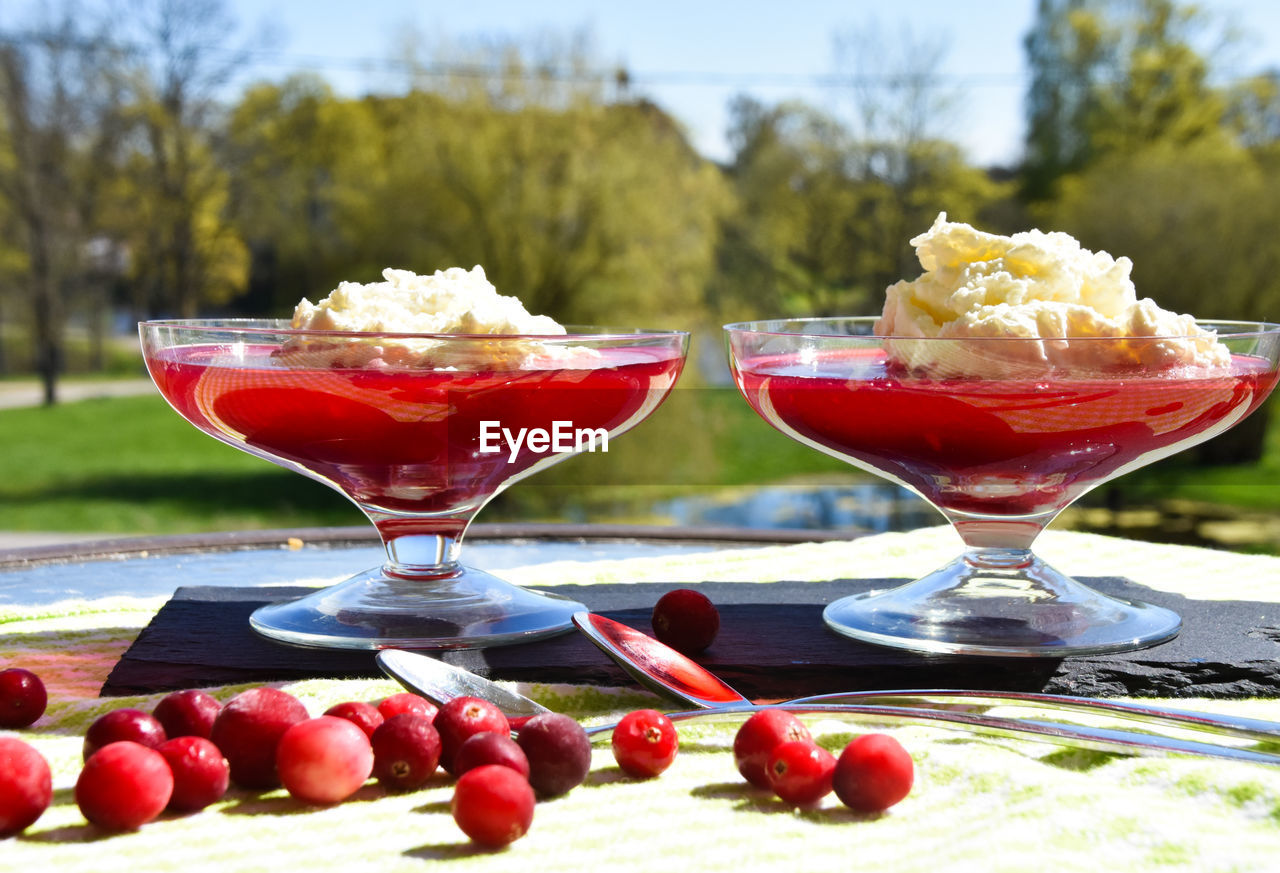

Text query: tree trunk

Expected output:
[33,270,62,406]
[0,297,8,376]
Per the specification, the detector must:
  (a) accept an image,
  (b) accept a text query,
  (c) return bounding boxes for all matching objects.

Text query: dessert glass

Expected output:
[726,317,1280,657]
[141,319,687,650]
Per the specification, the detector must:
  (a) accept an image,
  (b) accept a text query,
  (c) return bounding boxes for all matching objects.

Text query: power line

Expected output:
[0,28,1028,91]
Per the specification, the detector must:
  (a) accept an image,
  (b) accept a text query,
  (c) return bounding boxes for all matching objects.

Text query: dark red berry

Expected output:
[83,708,167,761]
[767,740,836,806]
[209,686,309,789]
[153,689,222,740]
[611,709,678,778]
[516,712,591,797]
[325,700,384,739]
[371,713,442,791]
[651,588,719,654]
[157,736,230,812]
[435,696,510,775]
[454,731,530,779]
[733,709,812,788]
[832,733,914,813]
[0,668,47,728]
[378,692,438,722]
[0,736,52,836]
[76,741,173,830]
[451,764,535,847]
[277,716,374,805]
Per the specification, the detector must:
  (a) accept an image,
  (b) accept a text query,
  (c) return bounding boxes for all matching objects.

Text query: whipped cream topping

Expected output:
[292,267,565,337]
[876,213,1229,375]
[285,267,581,369]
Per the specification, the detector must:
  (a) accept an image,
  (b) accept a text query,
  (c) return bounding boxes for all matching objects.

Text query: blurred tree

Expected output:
[1049,143,1280,320]
[708,19,1008,322]
[708,98,867,318]
[1225,69,1280,150]
[333,34,732,328]
[107,0,248,318]
[223,75,383,313]
[0,7,125,403]
[0,135,24,375]
[1023,0,1234,199]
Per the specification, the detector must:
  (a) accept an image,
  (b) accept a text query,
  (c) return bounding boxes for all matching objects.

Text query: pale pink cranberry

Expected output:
[276,716,374,805]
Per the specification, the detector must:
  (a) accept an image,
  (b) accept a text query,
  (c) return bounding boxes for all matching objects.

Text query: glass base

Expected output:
[822,551,1181,657]
[249,565,585,650]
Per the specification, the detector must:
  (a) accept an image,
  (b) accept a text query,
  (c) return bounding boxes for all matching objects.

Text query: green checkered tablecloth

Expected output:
[5,526,1280,872]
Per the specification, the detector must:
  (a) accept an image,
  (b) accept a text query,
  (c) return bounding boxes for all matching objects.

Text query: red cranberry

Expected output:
[454,731,530,779]
[371,713,441,791]
[451,764,535,847]
[76,741,173,830]
[435,696,510,775]
[325,700,384,739]
[651,588,720,654]
[83,708,167,761]
[276,716,374,805]
[733,709,812,789]
[158,736,230,812]
[153,689,222,739]
[832,733,914,813]
[767,740,836,807]
[209,686,309,789]
[516,712,591,797]
[0,736,52,836]
[611,709,678,778]
[377,692,438,722]
[0,667,47,728]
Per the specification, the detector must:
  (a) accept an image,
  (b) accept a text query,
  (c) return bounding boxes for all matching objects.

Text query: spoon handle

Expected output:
[583,702,1280,767]
[784,690,1280,744]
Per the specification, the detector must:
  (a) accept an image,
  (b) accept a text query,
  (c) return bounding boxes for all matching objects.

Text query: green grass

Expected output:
[0,395,356,533]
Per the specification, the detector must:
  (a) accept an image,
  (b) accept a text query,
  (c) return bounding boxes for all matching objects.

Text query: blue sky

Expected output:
[8,1,1280,166]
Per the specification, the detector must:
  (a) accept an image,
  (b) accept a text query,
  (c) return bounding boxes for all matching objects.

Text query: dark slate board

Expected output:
[101,579,1280,700]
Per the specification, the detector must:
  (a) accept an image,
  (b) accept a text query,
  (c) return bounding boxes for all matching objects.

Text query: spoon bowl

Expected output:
[571,612,746,707]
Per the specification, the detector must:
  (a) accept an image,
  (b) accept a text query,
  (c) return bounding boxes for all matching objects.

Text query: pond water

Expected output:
[655,482,939,533]
[541,481,1278,555]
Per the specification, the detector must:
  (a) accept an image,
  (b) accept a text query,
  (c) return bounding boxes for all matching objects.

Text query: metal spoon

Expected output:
[377,649,549,730]
[374,648,1280,765]
[571,611,1280,747]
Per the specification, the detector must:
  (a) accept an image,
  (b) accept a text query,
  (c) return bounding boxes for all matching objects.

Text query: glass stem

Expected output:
[962,546,1035,571]
[382,533,462,579]
[948,513,1055,554]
